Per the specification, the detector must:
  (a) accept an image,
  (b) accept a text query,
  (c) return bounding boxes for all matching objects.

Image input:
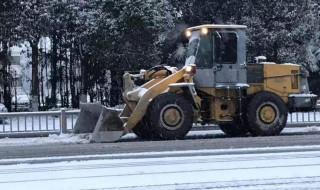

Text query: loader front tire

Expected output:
[148,93,193,140]
[246,91,288,136]
[132,117,152,139]
[132,117,154,140]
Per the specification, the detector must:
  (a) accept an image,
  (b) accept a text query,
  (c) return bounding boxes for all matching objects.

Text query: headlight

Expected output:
[185,64,196,73]
[201,27,208,35]
[185,30,192,38]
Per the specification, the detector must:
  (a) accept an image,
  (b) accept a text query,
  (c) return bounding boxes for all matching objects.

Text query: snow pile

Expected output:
[283,126,320,133]
[0,134,89,147]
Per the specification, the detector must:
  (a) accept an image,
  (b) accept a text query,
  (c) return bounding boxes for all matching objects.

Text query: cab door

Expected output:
[214,31,239,84]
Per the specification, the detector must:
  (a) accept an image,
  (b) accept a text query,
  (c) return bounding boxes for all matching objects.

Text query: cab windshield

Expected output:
[185,30,213,68]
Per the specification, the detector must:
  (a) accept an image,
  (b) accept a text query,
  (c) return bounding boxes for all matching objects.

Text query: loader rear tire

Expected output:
[148,93,193,140]
[246,91,288,136]
[219,119,248,136]
[219,96,249,136]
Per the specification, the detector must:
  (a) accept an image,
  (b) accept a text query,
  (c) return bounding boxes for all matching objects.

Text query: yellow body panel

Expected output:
[246,63,300,103]
[247,84,263,95]
[144,70,169,81]
[263,63,300,101]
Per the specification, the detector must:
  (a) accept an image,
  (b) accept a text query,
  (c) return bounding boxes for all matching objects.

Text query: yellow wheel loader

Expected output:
[74,24,317,142]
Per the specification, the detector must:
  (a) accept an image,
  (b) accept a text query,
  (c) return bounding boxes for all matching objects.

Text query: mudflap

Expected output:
[74,103,124,143]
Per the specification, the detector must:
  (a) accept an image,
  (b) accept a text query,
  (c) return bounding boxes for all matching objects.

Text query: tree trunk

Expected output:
[0,41,12,112]
[65,34,69,107]
[51,34,58,107]
[70,42,76,108]
[80,56,89,102]
[109,68,122,107]
[40,63,45,110]
[59,56,64,107]
[31,41,39,111]
[45,50,49,108]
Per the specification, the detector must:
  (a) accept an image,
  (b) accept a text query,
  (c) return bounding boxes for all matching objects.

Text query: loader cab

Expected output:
[185,25,247,88]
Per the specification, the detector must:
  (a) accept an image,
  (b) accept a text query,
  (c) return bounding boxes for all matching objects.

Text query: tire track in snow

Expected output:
[1,159,320,184]
[1,151,320,175]
[91,176,320,190]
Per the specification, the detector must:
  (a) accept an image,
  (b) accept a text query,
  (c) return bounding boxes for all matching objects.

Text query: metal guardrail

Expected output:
[286,110,320,127]
[0,109,80,138]
[0,108,319,138]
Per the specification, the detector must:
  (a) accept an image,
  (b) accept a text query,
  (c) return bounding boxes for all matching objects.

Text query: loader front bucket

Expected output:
[74,103,124,143]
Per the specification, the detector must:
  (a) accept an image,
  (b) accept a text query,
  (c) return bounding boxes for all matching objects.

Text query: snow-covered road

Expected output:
[1,146,320,190]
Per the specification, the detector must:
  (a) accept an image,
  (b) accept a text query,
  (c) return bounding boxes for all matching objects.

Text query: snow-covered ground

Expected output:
[0,119,320,189]
[1,146,320,190]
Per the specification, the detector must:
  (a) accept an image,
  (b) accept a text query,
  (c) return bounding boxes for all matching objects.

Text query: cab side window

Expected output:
[218,32,238,64]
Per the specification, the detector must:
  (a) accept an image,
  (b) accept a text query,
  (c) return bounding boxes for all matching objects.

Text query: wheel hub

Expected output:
[259,105,276,124]
[160,104,183,130]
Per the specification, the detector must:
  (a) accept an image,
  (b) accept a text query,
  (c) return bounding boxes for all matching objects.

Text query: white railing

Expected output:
[0,109,319,138]
[0,109,80,137]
